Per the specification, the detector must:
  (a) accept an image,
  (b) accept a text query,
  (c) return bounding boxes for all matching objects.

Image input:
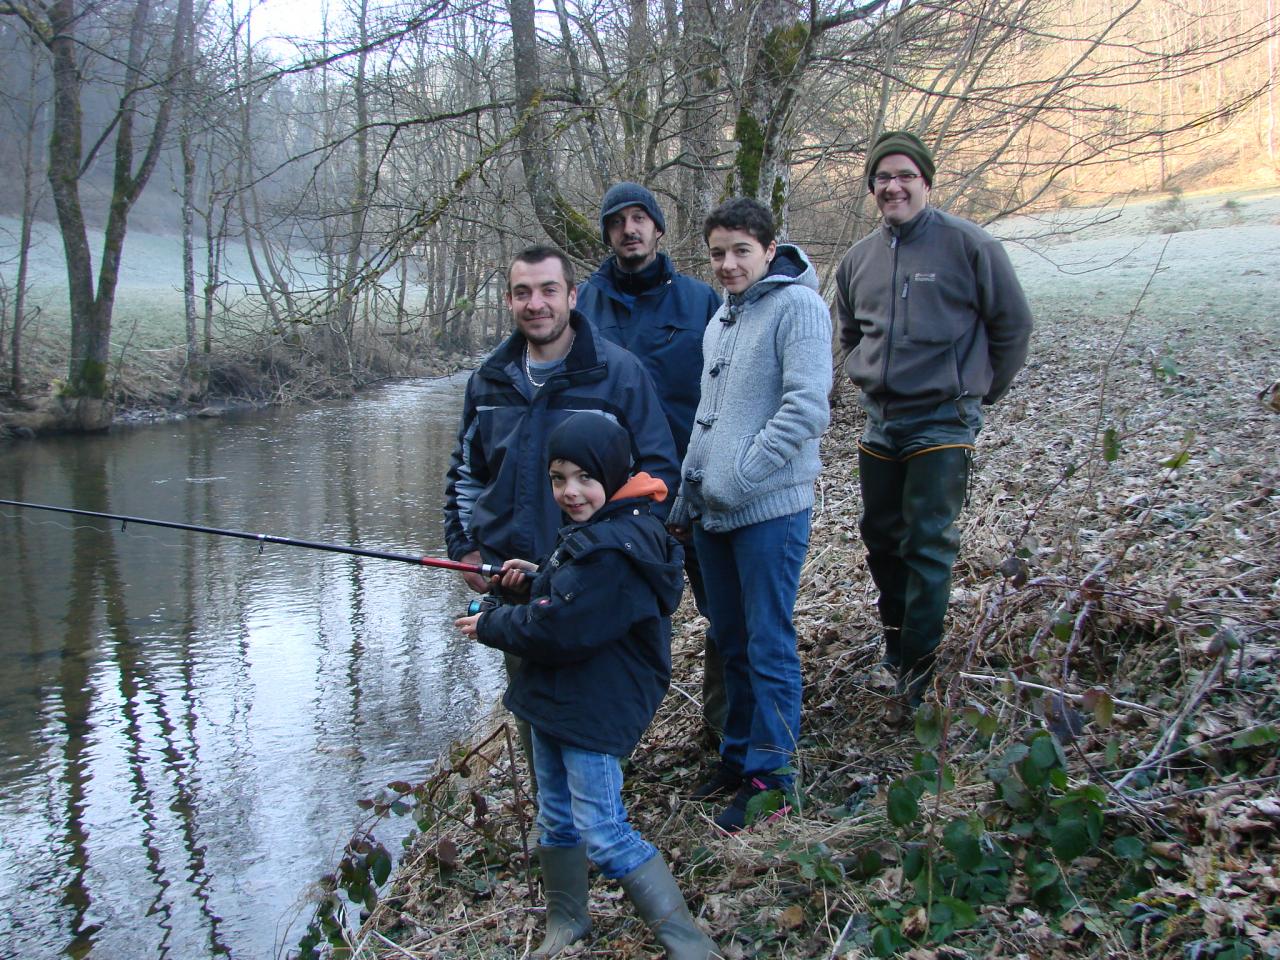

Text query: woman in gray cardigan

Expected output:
[668,198,832,833]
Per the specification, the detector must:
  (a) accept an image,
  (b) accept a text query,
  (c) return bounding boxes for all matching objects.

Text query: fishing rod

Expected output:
[0,498,502,577]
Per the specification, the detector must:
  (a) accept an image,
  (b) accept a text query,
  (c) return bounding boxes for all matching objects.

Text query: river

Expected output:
[0,377,505,959]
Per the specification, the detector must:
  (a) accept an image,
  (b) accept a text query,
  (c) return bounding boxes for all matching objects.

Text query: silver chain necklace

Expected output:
[523,345,547,388]
[524,332,574,389]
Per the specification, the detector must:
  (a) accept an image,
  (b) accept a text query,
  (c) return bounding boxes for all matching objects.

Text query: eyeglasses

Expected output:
[873,172,921,186]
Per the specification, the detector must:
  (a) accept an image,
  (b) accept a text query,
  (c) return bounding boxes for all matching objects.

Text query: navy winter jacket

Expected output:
[577,254,721,461]
[443,312,678,565]
[475,497,685,756]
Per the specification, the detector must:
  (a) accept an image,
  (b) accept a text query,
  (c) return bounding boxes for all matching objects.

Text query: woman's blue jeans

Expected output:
[531,729,656,880]
[693,509,810,786]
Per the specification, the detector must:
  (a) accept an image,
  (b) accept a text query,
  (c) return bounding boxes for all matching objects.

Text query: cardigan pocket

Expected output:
[732,436,787,492]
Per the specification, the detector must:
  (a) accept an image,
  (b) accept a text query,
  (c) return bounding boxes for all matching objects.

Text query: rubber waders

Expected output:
[860,445,970,705]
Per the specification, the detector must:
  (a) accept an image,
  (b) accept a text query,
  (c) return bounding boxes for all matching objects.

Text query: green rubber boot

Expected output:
[619,855,721,959]
[860,445,970,706]
[897,445,970,704]
[532,844,591,958]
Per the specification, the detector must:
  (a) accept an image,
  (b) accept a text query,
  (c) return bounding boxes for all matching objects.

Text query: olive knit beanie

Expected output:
[865,131,935,191]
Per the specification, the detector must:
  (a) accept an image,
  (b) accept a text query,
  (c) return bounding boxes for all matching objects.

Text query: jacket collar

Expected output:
[591,252,674,297]
[553,496,684,612]
[480,311,602,383]
[881,204,935,246]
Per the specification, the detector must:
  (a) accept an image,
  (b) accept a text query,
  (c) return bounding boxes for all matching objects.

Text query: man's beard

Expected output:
[615,240,650,270]
[521,312,570,347]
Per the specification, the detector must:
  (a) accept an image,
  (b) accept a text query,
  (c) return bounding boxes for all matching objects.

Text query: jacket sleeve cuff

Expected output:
[448,539,478,562]
[474,608,510,652]
[667,495,690,529]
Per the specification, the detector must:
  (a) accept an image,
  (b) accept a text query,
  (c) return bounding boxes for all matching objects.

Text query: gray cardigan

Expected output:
[670,244,832,533]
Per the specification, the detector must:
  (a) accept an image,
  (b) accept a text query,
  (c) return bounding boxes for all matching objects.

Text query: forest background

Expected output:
[0,0,1276,431]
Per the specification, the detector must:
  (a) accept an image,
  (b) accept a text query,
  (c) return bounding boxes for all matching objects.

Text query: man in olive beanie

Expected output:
[577,184,727,748]
[863,130,936,191]
[835,131,1032,718]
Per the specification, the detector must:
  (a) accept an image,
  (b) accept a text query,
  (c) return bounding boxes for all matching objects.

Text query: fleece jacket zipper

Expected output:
[882,232,900,395]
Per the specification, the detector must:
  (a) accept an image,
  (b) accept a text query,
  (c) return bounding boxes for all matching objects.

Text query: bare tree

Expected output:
[506,0,602,259]
[5,0,1275,411]
[3,29,48,401]
[1,0,194,426]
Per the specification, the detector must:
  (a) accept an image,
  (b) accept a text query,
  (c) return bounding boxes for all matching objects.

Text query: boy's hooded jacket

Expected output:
[475,489,684,757]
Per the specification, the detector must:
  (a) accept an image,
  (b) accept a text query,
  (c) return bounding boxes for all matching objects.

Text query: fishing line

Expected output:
[0,509,248,558]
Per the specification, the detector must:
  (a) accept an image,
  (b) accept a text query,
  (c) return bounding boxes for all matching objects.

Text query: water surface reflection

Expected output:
[0,378,504,958]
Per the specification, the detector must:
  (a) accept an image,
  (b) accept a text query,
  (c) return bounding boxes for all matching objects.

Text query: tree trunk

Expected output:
[10,39,45,402]
[178,0,199,391]
[729,0,815,231]
[334,0,372,376]
[506,0,600,259]
[203,189,229,356]
[29,0,192,425]
[46,1,101,401]
[677,0,722,244]
[181,124,199,387]
[622,0,651,171]
[551,0,610,190]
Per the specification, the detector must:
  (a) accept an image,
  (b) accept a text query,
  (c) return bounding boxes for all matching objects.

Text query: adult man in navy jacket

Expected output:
[576,182,727,745]
[445,245,679,784]
[445,244,678,578]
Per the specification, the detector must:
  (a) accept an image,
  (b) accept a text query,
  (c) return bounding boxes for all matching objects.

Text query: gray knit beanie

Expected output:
[599,182,666,242]
[865,131,935,191]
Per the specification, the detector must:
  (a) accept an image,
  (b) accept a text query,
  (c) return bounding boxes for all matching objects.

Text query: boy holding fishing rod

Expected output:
[456,412,720,960]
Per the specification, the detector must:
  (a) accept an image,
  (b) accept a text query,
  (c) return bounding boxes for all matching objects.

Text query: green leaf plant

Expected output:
[865,712,1126,957]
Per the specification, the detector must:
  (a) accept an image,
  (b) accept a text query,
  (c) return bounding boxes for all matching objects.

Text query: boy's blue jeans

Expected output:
[693,509,811,787]
[531,729,656,880]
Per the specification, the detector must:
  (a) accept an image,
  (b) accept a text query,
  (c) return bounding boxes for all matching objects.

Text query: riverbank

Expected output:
[0,334,478,441]
[312,202,1280,958]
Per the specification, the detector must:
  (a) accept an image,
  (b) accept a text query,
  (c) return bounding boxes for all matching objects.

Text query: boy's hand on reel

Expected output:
[499,558,536,597]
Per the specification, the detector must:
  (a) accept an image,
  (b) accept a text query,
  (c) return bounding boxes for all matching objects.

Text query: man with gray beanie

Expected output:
[834,131,1033,717]
[576,182,727,748]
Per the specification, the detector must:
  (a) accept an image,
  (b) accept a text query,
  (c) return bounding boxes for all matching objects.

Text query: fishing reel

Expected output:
[466,594,503,617]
